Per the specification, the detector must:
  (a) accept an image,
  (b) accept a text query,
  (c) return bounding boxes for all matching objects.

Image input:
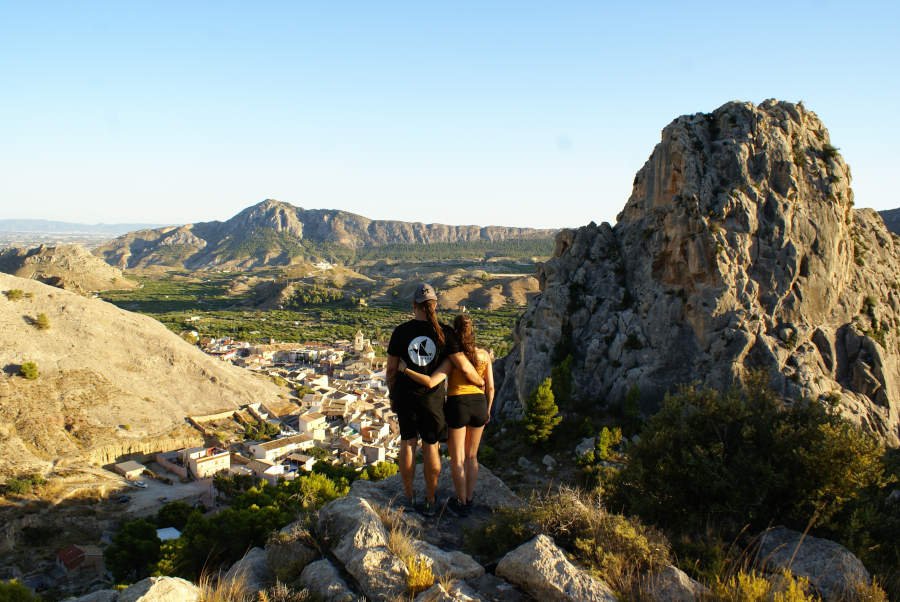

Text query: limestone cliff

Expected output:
[495,99,900,445]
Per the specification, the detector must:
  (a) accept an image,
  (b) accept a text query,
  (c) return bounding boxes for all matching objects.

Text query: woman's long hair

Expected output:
[454,314,478,366]
[415,299,445,346]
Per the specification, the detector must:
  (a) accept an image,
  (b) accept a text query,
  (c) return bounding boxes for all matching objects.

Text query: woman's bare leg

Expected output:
[447,427,467,502]
[464,426,484,502]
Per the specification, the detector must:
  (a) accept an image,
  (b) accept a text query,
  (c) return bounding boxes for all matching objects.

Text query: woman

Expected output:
[399,314,494,515]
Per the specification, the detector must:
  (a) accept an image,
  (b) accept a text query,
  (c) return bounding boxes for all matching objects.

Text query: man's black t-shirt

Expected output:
[388,319,460,401]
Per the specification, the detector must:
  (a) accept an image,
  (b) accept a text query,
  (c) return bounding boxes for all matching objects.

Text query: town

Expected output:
[109,328,396,509]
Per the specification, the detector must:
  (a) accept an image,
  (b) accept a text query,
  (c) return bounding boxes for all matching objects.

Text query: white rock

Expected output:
[642,565,707,601]
[223,546,271,592]
[542,455,557,470]
[413,540,485,580]
[318,495,407,600]
[574,437,595,457]
[756,526,871,601]
[496,534,617,602]
[299,559,359,602]
[117,577,200,602]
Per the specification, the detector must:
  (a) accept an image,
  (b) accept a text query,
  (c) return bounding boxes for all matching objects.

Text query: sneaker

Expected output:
[447,497,469,517]
[417,498,438,518]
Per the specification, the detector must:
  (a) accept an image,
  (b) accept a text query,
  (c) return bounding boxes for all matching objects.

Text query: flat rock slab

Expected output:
[496,534,617,602]
[756,526,871,601]
[350,459,521,550]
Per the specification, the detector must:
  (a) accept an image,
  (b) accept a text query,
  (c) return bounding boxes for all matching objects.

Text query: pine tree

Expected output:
[523,377,561,444]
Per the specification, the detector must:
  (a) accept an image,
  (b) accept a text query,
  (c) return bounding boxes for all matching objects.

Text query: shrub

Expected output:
[711,569,817,602]
[523,377,561,444]
[0,579,40,601]
[608,374,885,540]
[404,555,434,595]
[34,313,50,330]
[19,362,38,380]
[3,289,25,301]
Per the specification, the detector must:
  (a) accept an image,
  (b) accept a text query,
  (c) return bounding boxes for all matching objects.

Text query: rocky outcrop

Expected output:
[495,99,900,444]
[299,559,359,601]
[755,527,872,601]
[96,199,556,269]
[495,534,617,602]
[0,244,135,293]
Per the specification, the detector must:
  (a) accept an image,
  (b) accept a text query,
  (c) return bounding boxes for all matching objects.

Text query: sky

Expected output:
[2,1,899,229]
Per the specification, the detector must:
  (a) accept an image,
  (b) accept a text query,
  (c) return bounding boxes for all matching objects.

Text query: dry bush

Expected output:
[387,522,417,561]
[529,486,670,596]
[404,554,434,596]
[709,569,817,602]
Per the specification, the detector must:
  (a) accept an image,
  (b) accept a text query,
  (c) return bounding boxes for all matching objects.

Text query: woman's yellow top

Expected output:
[447,351,488,396]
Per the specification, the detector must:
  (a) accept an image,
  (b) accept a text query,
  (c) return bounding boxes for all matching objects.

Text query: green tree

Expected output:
[523,377,561,444]
[19,362,38,380]
[34,313,50,330]
[550,355,573,408]
[362,461,398,481]
[595,426,622,461]
[3,289,24,301]
[104,519,161,582]
[156,501,199,531]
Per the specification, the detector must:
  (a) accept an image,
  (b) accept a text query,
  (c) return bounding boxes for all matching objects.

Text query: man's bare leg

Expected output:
[398,438,418,501]
[421,441,441,503]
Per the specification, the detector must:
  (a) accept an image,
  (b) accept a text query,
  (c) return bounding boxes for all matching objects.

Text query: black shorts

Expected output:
[445,393,488,429]
[393,392,447,444]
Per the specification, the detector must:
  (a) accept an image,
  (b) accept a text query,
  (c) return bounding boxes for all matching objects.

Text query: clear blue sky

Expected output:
[2,1,898,228]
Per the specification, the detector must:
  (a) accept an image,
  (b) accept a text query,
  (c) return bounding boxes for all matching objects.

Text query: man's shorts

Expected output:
[393,391,447,444]
[445,393,489,429]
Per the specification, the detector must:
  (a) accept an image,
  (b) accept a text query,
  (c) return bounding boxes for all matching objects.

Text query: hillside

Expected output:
[0,244,136,293]
[495,99,900,445]
[0,273,290,476]
[94,200,556,269]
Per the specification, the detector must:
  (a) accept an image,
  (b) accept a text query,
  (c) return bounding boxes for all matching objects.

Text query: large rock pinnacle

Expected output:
[495,99,900,445]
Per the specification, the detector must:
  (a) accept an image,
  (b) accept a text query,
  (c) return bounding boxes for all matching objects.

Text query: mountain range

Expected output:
[94,200,557,269]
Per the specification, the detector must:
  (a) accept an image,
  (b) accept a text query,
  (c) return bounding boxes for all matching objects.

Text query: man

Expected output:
[386,283,483,516]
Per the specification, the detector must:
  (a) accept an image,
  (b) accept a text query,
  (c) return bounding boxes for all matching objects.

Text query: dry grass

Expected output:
[200,571,252,602]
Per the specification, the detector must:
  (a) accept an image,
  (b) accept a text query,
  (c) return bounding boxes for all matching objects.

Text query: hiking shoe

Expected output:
[417,498,438,518]
[447,497,470,517]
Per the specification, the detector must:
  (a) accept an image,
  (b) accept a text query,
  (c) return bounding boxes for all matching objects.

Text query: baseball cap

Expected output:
[414,282,437,303]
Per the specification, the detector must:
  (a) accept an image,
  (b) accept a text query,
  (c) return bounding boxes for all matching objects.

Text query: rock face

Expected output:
[495,99,900,444]
[0,244,135,293]
[96,199,556,269]
[755,527,871,601]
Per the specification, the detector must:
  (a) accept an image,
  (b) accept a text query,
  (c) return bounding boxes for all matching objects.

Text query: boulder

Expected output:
[413,540,485,580]
[222,546,271,592]
[642,565,707,601]
[496,534,617,602]
[756,526,871,600]
[317,495,407,601]
[117,577,200,602]
[299,559,360,602]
